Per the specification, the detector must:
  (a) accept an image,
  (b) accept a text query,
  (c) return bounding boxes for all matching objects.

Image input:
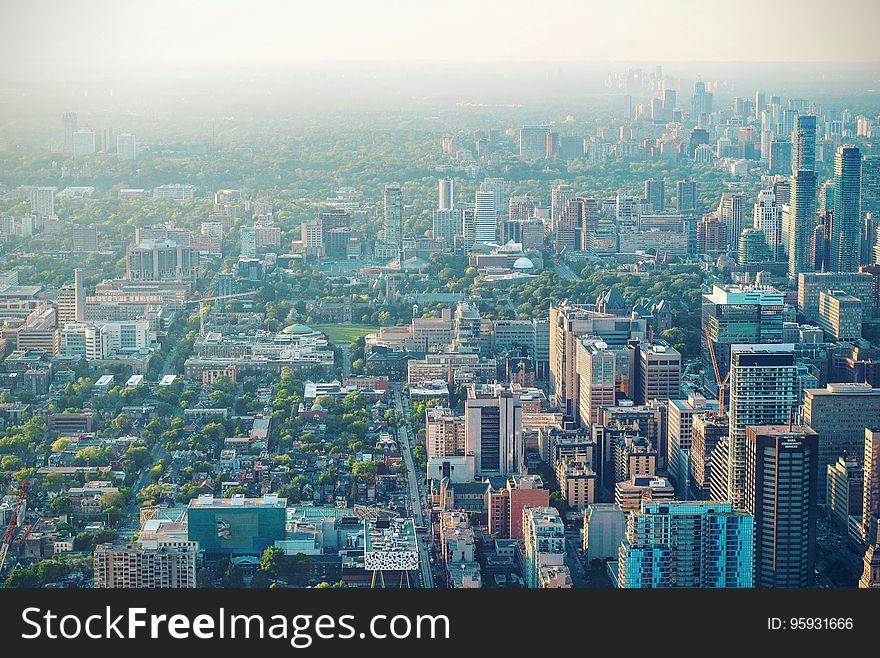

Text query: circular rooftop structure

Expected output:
[513,257,534,270]
[282,323,315,336]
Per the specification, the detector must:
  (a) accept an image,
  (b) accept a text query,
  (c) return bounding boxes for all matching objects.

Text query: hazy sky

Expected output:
[2,0,879,77]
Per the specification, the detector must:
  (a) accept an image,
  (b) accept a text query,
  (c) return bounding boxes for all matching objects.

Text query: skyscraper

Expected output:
[62,111,78,153]
[575,338,616,428]
[480,177,507,215]
[863,429,880,544]
[519,125,552,159]
[769,140,792,175]
[551,184,575,228]
[787,115,819,279]
[830,145,862,272]
[72,129,96,156]
[432,209,461,246]
[719,344,799,507]
[383,184,403,251]
[676,179,697,213]
[239,226,257,258]
[754,188,784,261]
[745,425,819,588]
[691,81,713,121]
[644,178,665,212]
[465,383,522,477]
[438,177,453,210]
[791,114,816,173]
[862,155,880,225]
[30,186,57,218]
[718,192,746,252]
[522,506,566,588]
[117,133,137,160]
[616,501,754,588]
[787,169,818,279]
[473,190,497,244]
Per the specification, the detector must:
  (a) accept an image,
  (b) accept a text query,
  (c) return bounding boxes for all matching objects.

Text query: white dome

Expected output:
[513,257,534,270]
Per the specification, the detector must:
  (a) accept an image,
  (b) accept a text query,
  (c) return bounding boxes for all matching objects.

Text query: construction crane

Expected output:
[184,291,256,336]
[0,482,28,574]
[704,325,730,416]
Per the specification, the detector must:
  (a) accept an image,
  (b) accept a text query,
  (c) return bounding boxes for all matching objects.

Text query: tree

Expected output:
[260,546,285,581]
[49,495,73,515]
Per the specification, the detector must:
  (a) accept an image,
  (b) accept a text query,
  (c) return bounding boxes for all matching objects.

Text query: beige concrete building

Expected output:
[93,542,197,588]
[803,383,880,478]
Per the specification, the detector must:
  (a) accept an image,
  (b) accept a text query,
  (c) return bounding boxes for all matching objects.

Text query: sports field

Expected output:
[313,325,377,344]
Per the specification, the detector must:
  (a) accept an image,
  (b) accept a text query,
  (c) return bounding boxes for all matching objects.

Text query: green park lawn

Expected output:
[313,324,377,344]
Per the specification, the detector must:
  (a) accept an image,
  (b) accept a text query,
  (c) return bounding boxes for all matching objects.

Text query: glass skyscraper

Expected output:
[830,145,862,272]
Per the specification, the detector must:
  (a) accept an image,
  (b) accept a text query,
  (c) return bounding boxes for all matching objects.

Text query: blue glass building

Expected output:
[617,501,754,588]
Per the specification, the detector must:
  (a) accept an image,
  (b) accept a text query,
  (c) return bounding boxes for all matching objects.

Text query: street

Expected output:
[392,385,434,588]
[552,260,580,282]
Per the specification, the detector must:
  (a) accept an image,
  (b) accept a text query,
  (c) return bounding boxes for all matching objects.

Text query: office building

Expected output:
[549,302,647,418]
[803,383,880,479]
[817,290,863,341]
[634,343,681,405]
[575,338,616,427]
[519,125,552,159]
[617,502,754,588]
[507,194,535,222]
[797,271,873,320]
[826,456,863,529]
[745,425,818,588]
[701,284,785,380]
[676,179,697,213]
[186,494,287,557]
[523,506,565,588]
[860,525,880,588]
[117,133,137,160]
[863,430,880,543]
[667,395,719,497]
[831,145,862,272]
[465,383,523,477]
[691,81,713,119]
[93,542,197,588]
[720,344,799,507]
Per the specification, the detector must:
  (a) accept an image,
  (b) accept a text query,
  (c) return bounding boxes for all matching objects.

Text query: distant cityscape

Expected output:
[1,60,880,592]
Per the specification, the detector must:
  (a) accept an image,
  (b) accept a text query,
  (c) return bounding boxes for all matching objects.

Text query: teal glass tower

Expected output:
[616,501,754,588]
